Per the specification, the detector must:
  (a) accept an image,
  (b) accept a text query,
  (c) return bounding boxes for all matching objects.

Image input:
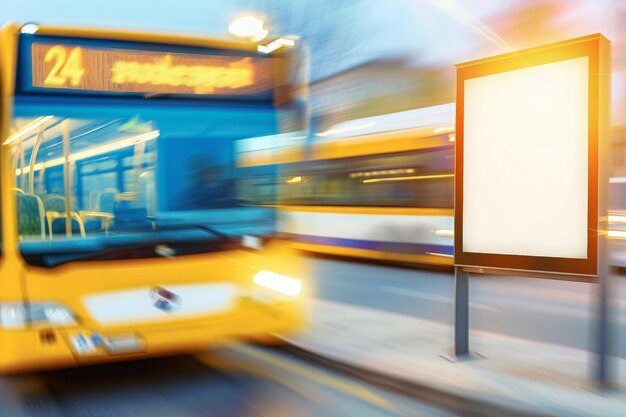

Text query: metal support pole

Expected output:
[594,232,613,388]
[28,126,44,193]
[62,120,73,238]
[594,32,612,388]
[19,139,26,190]
[454,266,470,357]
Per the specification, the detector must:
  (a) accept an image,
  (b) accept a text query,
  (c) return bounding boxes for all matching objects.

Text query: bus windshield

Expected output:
[11,99,279,265]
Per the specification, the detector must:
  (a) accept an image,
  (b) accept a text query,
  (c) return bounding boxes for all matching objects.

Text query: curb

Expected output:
[275,343,556,417]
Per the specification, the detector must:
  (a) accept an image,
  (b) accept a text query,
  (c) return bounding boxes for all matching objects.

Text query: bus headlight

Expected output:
[242,235,263,250]
[252,270,302,297]
[0,303,77,328]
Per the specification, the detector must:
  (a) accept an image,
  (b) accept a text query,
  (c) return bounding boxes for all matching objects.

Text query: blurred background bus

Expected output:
[240,107,626,269]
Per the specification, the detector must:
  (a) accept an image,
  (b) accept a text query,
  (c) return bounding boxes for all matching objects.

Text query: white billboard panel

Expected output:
[462,57,589,259]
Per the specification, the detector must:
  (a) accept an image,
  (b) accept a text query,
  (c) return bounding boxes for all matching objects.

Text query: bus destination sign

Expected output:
[30,43,276,96]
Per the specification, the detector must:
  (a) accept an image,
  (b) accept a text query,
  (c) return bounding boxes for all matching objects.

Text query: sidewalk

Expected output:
[283,299,626,417]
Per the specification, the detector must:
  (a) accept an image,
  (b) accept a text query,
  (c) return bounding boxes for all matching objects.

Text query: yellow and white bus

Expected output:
[0,23,306,372]
[239,104,456,267]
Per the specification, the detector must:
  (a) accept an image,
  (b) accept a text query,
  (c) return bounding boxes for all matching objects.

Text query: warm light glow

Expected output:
[286,176,302,184]
[257,37,296,54]
[316,122,376,137]
[609,215,626,224]
[253,270,302,297]
[434,229,454,237]
[433,126,455,134]
[426,252,454,258]
[363,173,454,184]
[32,43,273,96]
[448,134,456,142]
[4,116,54,145]
[229,16,268,42]
[21,24,39,34]
[608,230,626,239]
[350,168,415,178]
[250,30,270,43]
[111,55,254,93]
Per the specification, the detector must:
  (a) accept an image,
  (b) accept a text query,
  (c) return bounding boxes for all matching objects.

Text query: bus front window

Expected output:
[11,102,279,265]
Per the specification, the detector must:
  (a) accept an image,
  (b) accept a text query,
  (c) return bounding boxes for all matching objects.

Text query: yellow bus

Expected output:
[0,23,306,372]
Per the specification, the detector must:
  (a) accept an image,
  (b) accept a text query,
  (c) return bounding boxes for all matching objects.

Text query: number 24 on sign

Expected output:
[44,46,85,87]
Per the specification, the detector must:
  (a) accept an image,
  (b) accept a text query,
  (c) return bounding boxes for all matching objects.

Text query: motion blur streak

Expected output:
[196,345,398,414]
[421,0,515,52]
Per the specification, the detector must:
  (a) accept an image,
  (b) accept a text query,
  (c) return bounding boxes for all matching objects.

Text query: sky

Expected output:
[1,0,621,92]
[1,0,242,35]
[1,0,506,76]
[3,0,612,75]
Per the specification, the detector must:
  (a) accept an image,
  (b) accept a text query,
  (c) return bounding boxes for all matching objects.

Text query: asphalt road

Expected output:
[0,344,465,417]
[307,256,626,358]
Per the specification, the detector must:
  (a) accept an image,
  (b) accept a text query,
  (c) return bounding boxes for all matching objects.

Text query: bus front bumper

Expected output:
[0,299,303,373]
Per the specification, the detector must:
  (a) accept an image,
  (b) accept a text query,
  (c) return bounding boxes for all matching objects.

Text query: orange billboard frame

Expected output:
[454,34,611,279]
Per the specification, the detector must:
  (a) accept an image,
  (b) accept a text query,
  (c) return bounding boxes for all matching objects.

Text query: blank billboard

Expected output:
[462,56,589,259]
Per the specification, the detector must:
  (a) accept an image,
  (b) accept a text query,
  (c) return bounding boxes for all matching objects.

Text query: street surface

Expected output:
[308,257,626,358]
[0,343,464,417]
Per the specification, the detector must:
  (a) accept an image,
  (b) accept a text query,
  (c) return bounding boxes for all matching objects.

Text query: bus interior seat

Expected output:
[42,194,67,212]
[16,192,46,239]
[42,194,87,238]
[96,188,119,213]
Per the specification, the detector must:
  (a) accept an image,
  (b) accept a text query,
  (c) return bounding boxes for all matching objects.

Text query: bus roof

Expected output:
[314,103,455,141]
[8,23,259,53]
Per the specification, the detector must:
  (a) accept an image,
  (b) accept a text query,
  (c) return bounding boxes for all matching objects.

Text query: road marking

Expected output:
[381,286,501,313]
[195,344,398,414]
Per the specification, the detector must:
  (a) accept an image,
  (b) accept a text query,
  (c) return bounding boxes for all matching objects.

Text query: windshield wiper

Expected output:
[193,224,238,243]
[20,228,237,267]
[152,222,237,244]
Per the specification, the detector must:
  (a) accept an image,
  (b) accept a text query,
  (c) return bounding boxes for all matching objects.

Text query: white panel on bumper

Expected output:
[83,283,237,326]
